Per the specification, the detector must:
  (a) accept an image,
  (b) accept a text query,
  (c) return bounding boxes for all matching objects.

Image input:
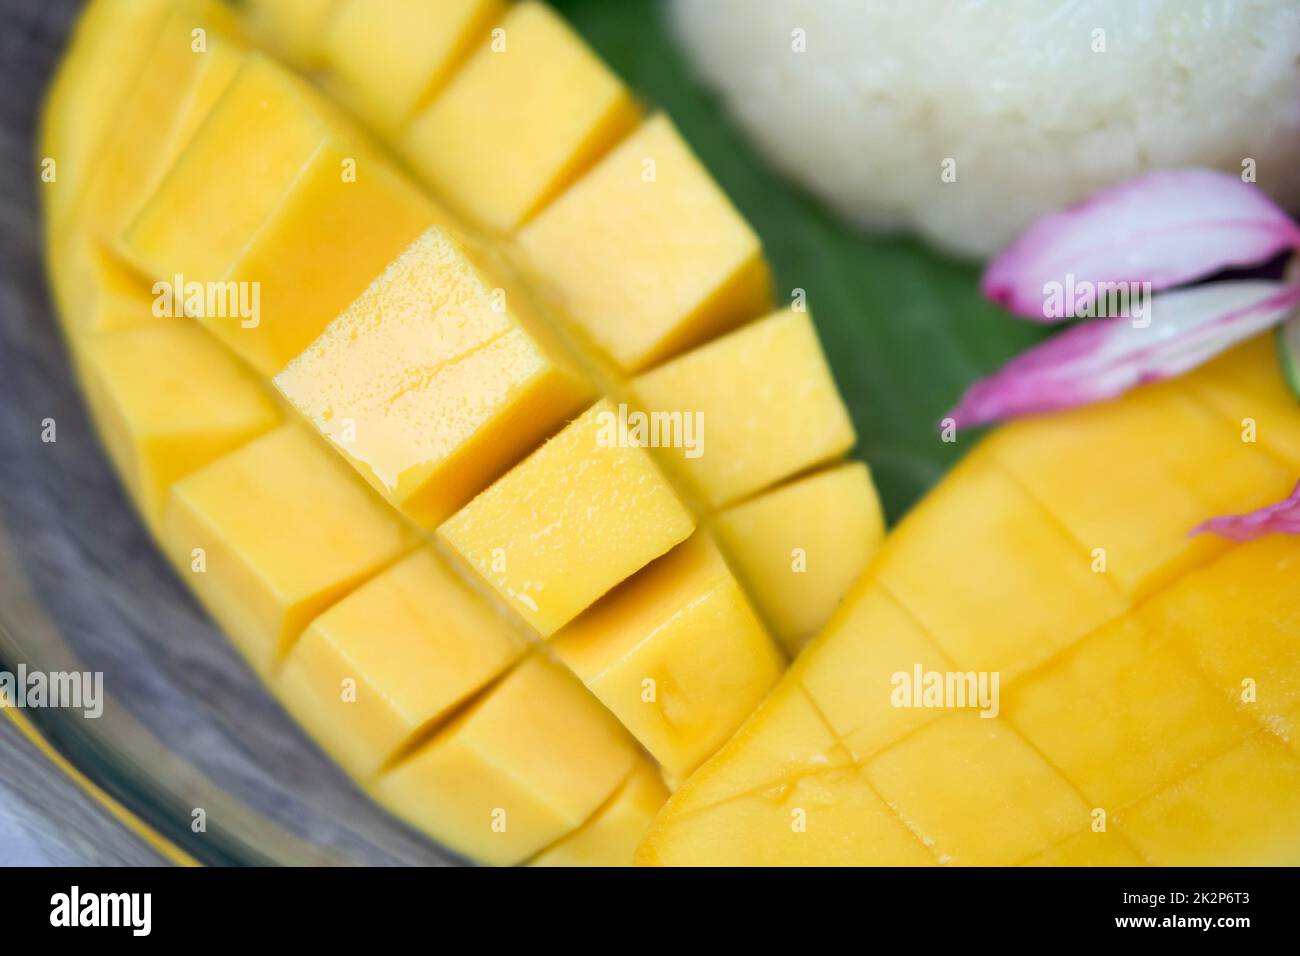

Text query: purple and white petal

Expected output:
[946,280,1300,429]
[982,169,1300,321]
[1192,480,1300,541]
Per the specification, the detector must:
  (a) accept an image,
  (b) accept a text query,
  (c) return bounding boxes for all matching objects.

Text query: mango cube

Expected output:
[530,761,669,867]
[713,462,882,652]
[552,533,783,782]
[402,1,638,232]
[1020,829,1146,867]
[877,448,1128,680]
[865,713,1091,865]
[517,113,771,372]
[50,239,157,341]
[80,322,280,528]
[439,399,695,636]
[373,653,638,866]
[322,0,503,136]
[277,548,526,779]
[122,53,440,375]
[275,227,592,528]
[243,0,341,69]
[165,423,412,676]
[632,309,855,508]
[1004,617,1255,808]
[1117,733,1300,865]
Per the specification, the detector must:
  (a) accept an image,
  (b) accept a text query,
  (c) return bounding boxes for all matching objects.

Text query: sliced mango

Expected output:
[632,309,855,508]
[322,0,503,136]
[712,462,883,652]
[275,226,592,528]
[165,423,412,676]
[439,399,696,636]
[372,653,639,866]
[121,53,440,375]
[530,761,669,867]
[517,113,771,372]
[79,322,280,529]
[552,533,783,782]
[402,0,638,233]
[277,547,526,779]
[242,0,341,70]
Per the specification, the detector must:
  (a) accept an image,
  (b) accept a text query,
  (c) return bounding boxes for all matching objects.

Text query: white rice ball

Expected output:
[671,0,1300,258]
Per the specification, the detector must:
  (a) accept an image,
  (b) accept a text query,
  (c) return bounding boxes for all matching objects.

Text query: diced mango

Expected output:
[50,240,156,341]
[530,761,669,867]
[632,309,855,508]
[517,113,771,372]
[876,447,1128,680]
[667,681,850,817]
[242,0,341,69]
[372,653,639,866]
[323,0,503,136]
[79,322,280,529]
[1116,733,1300,865]
[987,380,1292,599]
[164,423,412,676]
[552,533,783,782]
[439,399,695,636]
[797,585,956,762]
[275,227,592,528]
[402,1,638,233]
[121,53,440,375]
[1003,617,1256,809]
[864,713,1091,866]
[713,462,882,651]
[1020,829,1146,867]
[637,766,934,867]
[277,548,526,779]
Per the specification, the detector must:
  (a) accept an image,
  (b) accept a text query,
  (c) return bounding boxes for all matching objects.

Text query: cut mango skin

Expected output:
[43,0,873,865]
[641,347,1300,865]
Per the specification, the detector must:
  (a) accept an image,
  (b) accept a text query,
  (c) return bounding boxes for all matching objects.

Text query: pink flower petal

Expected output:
[983,169,1300,321]
[1192,480,1300,541]
[946,280,1300,429]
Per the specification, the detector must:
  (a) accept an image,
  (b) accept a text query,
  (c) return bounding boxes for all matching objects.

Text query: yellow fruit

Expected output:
[529,761,669,867]
[401,0,639,233]
[712,462,883,654]
[242,0,341,70]
[274,226,592,527]
[517,114,771,372]
[642,339,1300,866]
[439,399,696,637]
[552,532,784,782]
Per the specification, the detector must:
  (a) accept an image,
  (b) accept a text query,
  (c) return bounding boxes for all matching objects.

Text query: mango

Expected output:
[529,761,668,867]
[401,1,639,233]
[712,462,882,653]
[277,547,527,780]
[242,0,341,70]
[632,308,856,508]
[165,423,413,677]
[80,322,280,529]
[439,399,696,636]
[323,0,503,136]
[642,339,1300,866]
[121,53,441,375]
[517,114,771,372]
[552,532,784,783]
[275,226,592,528]
[372,653,639,866]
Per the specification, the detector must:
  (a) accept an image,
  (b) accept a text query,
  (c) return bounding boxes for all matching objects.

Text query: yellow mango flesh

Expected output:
[164,423,413,677]
[275,226,592,527]
[80,322,281,529]
[633,308,856,508]
[242,0,341,70]
[553,533,784,782]
[642,338,1300,865]
[402,0,639,233]
[517,113,771,372]
[121,53,441,376]
[439,399,696,636]
[713,462,883,653]
[277,547,526,779]
[323,0,503,136]
[529,761,669,867]
[50,240,156,341]
[372,653,639,866]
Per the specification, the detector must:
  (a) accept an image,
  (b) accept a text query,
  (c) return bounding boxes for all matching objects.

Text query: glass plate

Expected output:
[0,0,461,867]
